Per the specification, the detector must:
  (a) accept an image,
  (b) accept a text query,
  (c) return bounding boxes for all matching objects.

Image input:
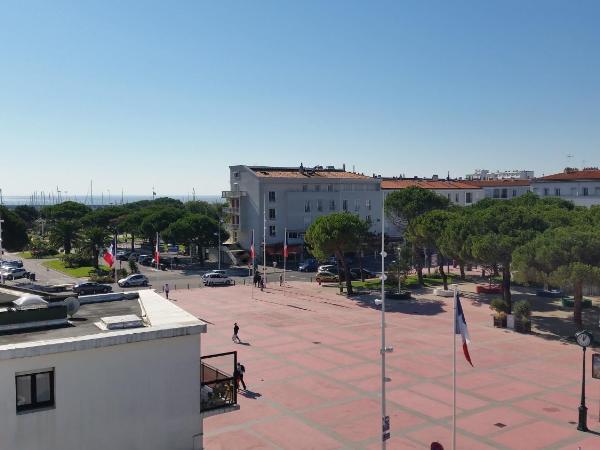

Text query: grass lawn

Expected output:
[352,274,457,289]
[42,260,98,278]
[17,251,58,260]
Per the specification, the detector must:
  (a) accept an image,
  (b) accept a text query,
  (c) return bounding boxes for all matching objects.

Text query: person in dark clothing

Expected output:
[232,322,241,343]
[253,272,260,287]
[164,283,170,299]
[235,362,247,391]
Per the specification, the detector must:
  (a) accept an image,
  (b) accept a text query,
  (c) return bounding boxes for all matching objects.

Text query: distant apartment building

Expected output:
[531,168,600,207]
[465,179,531,200]
[0,288,238,450]
[466,168,534,180]
[381,177,484,238]
[222,165,382,258]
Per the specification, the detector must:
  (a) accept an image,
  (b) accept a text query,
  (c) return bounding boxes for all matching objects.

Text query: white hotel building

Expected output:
[222,165,382,259]
[531,168,600,207]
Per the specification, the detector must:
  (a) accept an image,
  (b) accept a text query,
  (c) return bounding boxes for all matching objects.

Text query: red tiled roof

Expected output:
[466,179,531,187]
[536,169,600,181]
[381,179,482,190]
[250,167,372,180]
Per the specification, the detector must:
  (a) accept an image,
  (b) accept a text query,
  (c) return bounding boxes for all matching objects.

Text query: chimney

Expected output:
[299,162,304,174]
[432,174,439,181]
[342,163,346,171]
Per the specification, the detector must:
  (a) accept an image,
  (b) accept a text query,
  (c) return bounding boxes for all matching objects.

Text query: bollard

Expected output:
[175,284,177,290]
[162,286,164,292]
[187,283,189,289]
[244,279,246,285]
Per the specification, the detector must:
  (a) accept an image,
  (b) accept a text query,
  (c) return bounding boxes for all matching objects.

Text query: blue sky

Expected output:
[1,0,599,196]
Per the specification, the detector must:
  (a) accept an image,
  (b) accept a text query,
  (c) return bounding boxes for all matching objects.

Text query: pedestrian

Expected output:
[279,274,283,286]
[253,272,260,287]
[235,362,247,391]
[260,276,265,291]
[232,322,241,343]
[430,443,444,450]
[164,283,170,299]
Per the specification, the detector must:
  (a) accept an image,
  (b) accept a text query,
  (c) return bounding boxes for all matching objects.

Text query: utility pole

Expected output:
[0,215,4,262]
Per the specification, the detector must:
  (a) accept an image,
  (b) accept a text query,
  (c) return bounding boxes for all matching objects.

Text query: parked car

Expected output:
[0,267,28,280]
[73,282,113,295]
[350,268,377,279]
[137,255,153,266]
[117,274,149,287]
[151,258,168,270]
[1,259,24,269]
[317,264,338,274]
[298,260,318,272]
[203,273,233,286]
[315,271,339,283]
[202,270,227,279]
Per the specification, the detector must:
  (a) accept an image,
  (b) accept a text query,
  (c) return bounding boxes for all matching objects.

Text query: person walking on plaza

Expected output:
[232,322,241,343]
[164,283,170,300]
[235,362,247,391]
[279,273,283,286]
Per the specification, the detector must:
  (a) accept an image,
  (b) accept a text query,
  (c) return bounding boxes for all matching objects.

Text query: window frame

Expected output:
[269,225,276,237]
[268,191,276,202]
[268,208,276,220]
[16,369,55,413]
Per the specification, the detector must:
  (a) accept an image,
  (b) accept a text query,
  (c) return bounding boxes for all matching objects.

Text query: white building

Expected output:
[466,168,534,180]
[223,165,382,260]
[465,179,531,199]
[0,288,237,450]
[531,168,600,207]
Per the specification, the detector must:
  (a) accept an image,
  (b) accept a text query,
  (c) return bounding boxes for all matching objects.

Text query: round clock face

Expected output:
[576,332,591,348]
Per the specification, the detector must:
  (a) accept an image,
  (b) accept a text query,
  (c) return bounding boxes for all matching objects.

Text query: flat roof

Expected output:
[0,290,206,360]
[249,166,374,180]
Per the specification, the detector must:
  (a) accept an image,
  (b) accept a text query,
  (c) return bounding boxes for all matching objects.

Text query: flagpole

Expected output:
[452,283,458,450]
[380,189,388,449]
[283,227,287,296]
[263,193,266,287]
[113,232,118,285]
[156,232,159,271]
[251,229,255,299]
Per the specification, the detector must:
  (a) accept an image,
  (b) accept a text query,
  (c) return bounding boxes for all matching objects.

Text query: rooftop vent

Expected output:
[99,314,144,330]
[432,174,439,181]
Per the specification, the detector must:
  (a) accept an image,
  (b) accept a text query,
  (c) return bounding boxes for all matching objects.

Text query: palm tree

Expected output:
[48,220,81,254]
[81,226,111,269]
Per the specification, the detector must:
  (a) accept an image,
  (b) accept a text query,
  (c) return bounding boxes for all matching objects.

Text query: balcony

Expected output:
[222,206,240,215]
[222,190,248,199]
[226,223,240,230]
[201,351,239,416]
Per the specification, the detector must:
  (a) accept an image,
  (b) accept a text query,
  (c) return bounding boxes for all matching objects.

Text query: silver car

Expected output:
[203,273,233,286]
[0,267,28,280]
[117,274,149,287]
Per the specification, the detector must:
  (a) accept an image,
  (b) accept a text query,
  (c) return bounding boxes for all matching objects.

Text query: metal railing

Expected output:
[222,206,240,215]
[200,351,237,412]
[221,190,248,198]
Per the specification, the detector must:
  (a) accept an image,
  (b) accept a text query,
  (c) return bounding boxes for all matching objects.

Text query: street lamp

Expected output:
[575,330,593,432]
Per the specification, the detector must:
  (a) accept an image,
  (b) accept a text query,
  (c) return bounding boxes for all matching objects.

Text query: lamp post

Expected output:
[575,330,593,432]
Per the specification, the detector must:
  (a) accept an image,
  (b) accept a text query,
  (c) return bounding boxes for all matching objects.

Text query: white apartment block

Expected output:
[466,168,534,180]
[0,288,237,450]
[222,165,382,258]
[465,179,531,200]
[531,168,600,207]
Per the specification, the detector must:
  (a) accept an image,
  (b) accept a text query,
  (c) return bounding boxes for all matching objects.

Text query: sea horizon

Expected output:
[0,194,223,206]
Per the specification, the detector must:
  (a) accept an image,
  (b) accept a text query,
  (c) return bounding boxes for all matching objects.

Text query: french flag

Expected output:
[250,230,255,260]
[455,292,473,366]
[103,241,115,267]
[283,232,288,259]
[154,234,160,266]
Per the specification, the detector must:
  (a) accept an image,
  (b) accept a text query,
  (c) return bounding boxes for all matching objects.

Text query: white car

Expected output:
[203,273,233,286]
[317,264,337,274]
[117,274,149,287]
[202,270,227,280]
[0,267,28,280]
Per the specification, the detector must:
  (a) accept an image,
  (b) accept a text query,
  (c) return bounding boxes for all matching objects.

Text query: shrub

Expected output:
[29,237,58,258]
[128,260,139,274]
[490,298,510,315]
[61,251,92,268]
[513,300,532,319]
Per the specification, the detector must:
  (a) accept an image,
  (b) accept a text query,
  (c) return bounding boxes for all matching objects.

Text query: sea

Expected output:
[1,194,223,206]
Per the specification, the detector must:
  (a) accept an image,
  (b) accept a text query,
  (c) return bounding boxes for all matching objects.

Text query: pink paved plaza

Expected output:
[170,282,600,449]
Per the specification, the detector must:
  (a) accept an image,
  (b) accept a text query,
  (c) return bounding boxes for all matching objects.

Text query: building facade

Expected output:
[0,289,236,450]
[465,179,531,200]
[223,165,382,258]
[466,169,534,180]
[531,168,600,207]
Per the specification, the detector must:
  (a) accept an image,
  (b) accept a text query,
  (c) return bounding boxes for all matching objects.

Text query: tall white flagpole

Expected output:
[380,189,389,448]
[251,229,255,299]
[452,284,458,450]
[156,232,160,271]
[263,193,266,286]
[283,227,287,296]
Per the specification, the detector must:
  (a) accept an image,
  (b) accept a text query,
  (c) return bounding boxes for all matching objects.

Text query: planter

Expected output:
[493,315,507,328]
[561,297,593,309]
[386,290,412,300]
[506,314,515,330]
[433,288,454,297]
[536,289,563,298]
[514,318,531,333]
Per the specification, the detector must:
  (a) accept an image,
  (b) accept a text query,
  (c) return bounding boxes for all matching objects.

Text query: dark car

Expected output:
[298,260,318,272]
[138,255,153,266]
[350,268,377,279]
[73,282,112,295]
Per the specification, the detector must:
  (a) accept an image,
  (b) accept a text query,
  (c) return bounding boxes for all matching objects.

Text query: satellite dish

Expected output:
[65,297,80,318]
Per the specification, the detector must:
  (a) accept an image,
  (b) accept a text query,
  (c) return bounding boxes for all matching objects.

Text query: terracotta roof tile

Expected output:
[536,170,600,181]
[466,179,531,187]
[381,179,482,190]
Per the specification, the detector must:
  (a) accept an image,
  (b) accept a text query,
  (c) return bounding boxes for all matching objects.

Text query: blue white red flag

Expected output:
[103,240,115,267]
[250,230,255,260]
[283,232,288,258]
[455,292,473,366]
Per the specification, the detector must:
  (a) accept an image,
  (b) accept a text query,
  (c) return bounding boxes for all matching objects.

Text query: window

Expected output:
[317,199,323,212]
[501,189,508,199]
[233,171,240,179]
[304,200,311,213]
[512,189,517,197]
[365,215,372,224]
[268,191,276,202]
[329,200,336,211]
[571,187,577,196]
[583,187,589,196]
[466,192,472,204]
[269,226,276,237]
[595,187,600,196]
[447,194,451,200]
[354,200,360,211]
[327,184,334,192]
[302,184,308,192]
[16,369,54,412]
[342,199,348,211]
[455,193,459,202]
[366,199,371,210]
[493,189,500,199]
[269,208,276,220]
[555,188,561,196]
[544,188,549,196]
[288,231,298,239]
[315,185,321,192]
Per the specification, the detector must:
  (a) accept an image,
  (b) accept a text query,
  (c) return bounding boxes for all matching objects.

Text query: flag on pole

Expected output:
[283,232,288,258]
[154,233,160,267]
[250,230,255,260]
[103,240,115,267]
[455,292,473,366]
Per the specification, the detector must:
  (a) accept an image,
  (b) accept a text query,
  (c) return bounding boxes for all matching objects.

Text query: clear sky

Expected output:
[1,0,599,197]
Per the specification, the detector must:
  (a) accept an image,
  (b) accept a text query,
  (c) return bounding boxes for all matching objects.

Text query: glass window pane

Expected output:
[36,373,51,403]
[16,376,32,406]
